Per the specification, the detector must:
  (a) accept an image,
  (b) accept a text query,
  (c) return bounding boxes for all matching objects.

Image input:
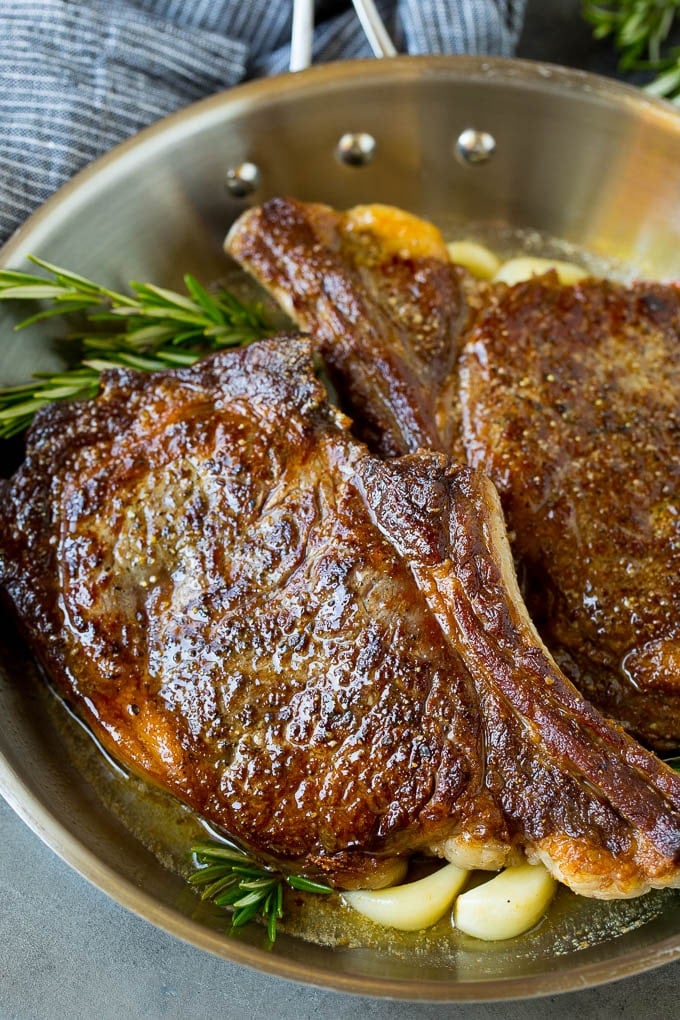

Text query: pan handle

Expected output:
[350,0,398,59]
[290,0,314,72]
[290,0,397,72]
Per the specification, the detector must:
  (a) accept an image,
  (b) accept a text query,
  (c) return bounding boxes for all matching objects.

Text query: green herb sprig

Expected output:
[0,257,274,438]
[583,1,680,101]
[190,841,333,943]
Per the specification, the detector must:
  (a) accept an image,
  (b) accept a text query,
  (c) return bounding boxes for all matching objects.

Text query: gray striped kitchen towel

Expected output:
[0,1,527,243]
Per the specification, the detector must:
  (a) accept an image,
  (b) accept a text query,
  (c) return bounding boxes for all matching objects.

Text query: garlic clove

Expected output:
[343,863,469,932]
[453,863,556,941]
[446,240,501,280]
[493,256,588,286]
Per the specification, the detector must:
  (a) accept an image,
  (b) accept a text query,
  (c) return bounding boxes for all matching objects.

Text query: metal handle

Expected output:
[350,0,397,59]
[290,0,314,72]
[290,0,397,72]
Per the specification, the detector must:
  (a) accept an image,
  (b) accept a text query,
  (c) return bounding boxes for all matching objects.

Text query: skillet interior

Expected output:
[1,55,680,1000]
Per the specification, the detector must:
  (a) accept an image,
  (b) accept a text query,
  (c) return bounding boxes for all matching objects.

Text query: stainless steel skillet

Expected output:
[0,53,679,1001]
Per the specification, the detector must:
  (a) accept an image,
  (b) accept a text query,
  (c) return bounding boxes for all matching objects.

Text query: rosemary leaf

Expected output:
[0,398,51,421]
[230,864,273,879]
[238,877,278,892]
[232,889,272,910]
[0,285,70,301]
[130,283,200,312]
[28,255,126,300]
[184,275,225,320]
[266,902,278,943]
[190,842,249,862]
[15,302,100,329]
[582,1,680,99]
[188,863,238,886]
[231,901,265,928]
[286,875,333,894]
[644,56,680,95]
[214,886,250,908]
[199,875,239,901]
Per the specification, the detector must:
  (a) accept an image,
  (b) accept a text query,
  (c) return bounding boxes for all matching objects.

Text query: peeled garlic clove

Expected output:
[453,863,556,941]
[446,240,501,280]
[343,863,468,932]
[493,256,588,286]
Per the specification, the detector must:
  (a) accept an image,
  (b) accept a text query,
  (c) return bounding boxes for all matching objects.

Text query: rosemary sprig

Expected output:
[0,256,274,438]
[665,755,680,771]
[190,840,333,943]
[582,1,680,100]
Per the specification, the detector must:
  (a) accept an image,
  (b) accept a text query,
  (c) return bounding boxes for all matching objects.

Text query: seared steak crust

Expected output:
[0,338,486,886]
[358,455,680,895]
[460,274,680,750]
[226,197,479,458]
[2,338,680,897]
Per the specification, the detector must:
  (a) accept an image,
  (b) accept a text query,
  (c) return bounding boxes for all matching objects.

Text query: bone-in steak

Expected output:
[1,338,679,896]
[226,199,680,750]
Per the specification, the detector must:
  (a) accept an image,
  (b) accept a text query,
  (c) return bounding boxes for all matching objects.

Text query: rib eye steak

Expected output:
[226,199,680,751]
[1,338,679,896]
[460,273,680,751]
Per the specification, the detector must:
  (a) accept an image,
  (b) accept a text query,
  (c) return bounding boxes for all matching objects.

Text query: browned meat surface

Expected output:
[226,197,481,458]
[227,199,680,751]
[2,337,680,897]
[460,274,680,751]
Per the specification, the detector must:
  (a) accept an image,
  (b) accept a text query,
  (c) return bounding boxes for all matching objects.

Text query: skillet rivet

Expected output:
[336,132,377,167]
[455,129,496,165]
[225,162,261,197]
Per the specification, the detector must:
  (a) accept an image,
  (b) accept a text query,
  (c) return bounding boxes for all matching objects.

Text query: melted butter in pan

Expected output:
[42,673,677,964]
